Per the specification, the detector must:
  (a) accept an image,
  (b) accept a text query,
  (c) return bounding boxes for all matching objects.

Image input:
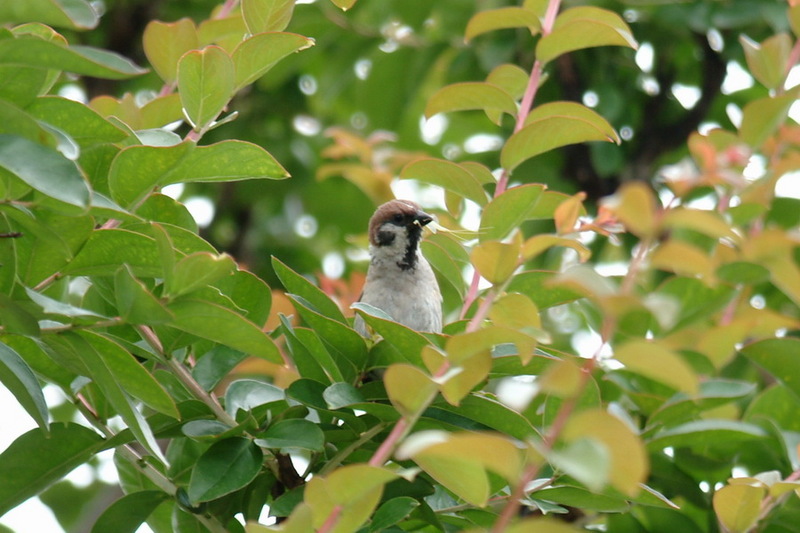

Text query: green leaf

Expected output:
[177,45,235,131]
[193,346,247,391]
[425,82,517,123]
[225,379,284,415]
[352,302,431,367]
[646,419,768,451]
[233,32,314,91]
[400,159,488,206]
[465,7,540,42]
[114,265,174,325]
[323,382,364,409]
[0,423,105,516]
[0,0,99,30]
[0,134,90,209]
[163,140,289,184]
[0,99,59,148]
[740,338,800,400]
[507,270,582,309]
[0,35,146,79]
[717,261,771,285]
[167,252,237,298]
[65,228,164,278]
[143,18,198,84]
[501,102,619,171]
[256,419,324,452]
[272,257,345,323]
[536,6,637,64]
[0,341,49,431]
[739,90,799,147]
[533,485,629,513]
[281,321,343,383]
[614,340,699,395]
[650,379,756,428]
[740,33,792,90]
[91,490,170,533]
[168,298,282,363]
[369,497,420,532]
[25,287,106,319]
[79,331,179,419]
[187,437,263,503]
[287,294,368,371]
[242,0,296,33]
[107,142,193,209]
[479,184,546,241]
[26,96,128,146]
[63,333,166,462]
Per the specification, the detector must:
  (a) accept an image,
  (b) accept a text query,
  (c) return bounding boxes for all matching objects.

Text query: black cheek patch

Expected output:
[377,230,396,246]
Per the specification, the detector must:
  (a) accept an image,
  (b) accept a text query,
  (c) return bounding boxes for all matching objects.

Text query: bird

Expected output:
[354,199,442,336]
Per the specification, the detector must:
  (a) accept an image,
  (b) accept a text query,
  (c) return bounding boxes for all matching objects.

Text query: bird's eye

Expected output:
[392,213,405,224]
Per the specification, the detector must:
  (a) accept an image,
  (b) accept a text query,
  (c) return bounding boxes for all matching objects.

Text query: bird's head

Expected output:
[368,199,434,270]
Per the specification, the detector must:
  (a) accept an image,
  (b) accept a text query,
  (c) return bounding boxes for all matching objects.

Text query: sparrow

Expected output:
[354,199,442,336]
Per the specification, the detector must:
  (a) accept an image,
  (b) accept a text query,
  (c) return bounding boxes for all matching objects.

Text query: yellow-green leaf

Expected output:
[522,234,591,263]
[232,32,314,91]
[488,293,541,330]
[241,0,295,33]
[739,90,799,147]
[486,64,529,100]
[663,208,740,243]
[400,158,488,206]
[384,364,437,415]
[177,45,234,132]
[537,6,637,64]
[614,339,699,395]
[562,409,648,496]
[651,241,715,281]
[538,358,584,397]
[464,7,541,42]
[425,82,517,122]
[471,241,520,285]
[713,483,765,533]
[143,18,198,84]
[330,0,358,10]
[479,184,546,242]
[305,465,396,532]
[612,181,658,238]
[740,33,792,90]
[501,102,618,171]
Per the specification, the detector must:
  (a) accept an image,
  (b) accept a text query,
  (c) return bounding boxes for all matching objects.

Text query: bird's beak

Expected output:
[414,211,433,228]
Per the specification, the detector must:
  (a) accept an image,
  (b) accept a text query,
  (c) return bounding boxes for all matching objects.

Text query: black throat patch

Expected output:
[397,223,422,271]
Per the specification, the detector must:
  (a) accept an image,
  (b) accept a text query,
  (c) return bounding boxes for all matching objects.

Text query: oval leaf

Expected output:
[0,134,90,209]
[400,159,488,206]
[465,7,541,42]
[425,82,517,120]
[0,423,105,516]
[177,45,235,131]
[143,18,198,84]
[536,6,637,64]
[233,32,314,90]
[187,437,263,503]
[501,103,618,171]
